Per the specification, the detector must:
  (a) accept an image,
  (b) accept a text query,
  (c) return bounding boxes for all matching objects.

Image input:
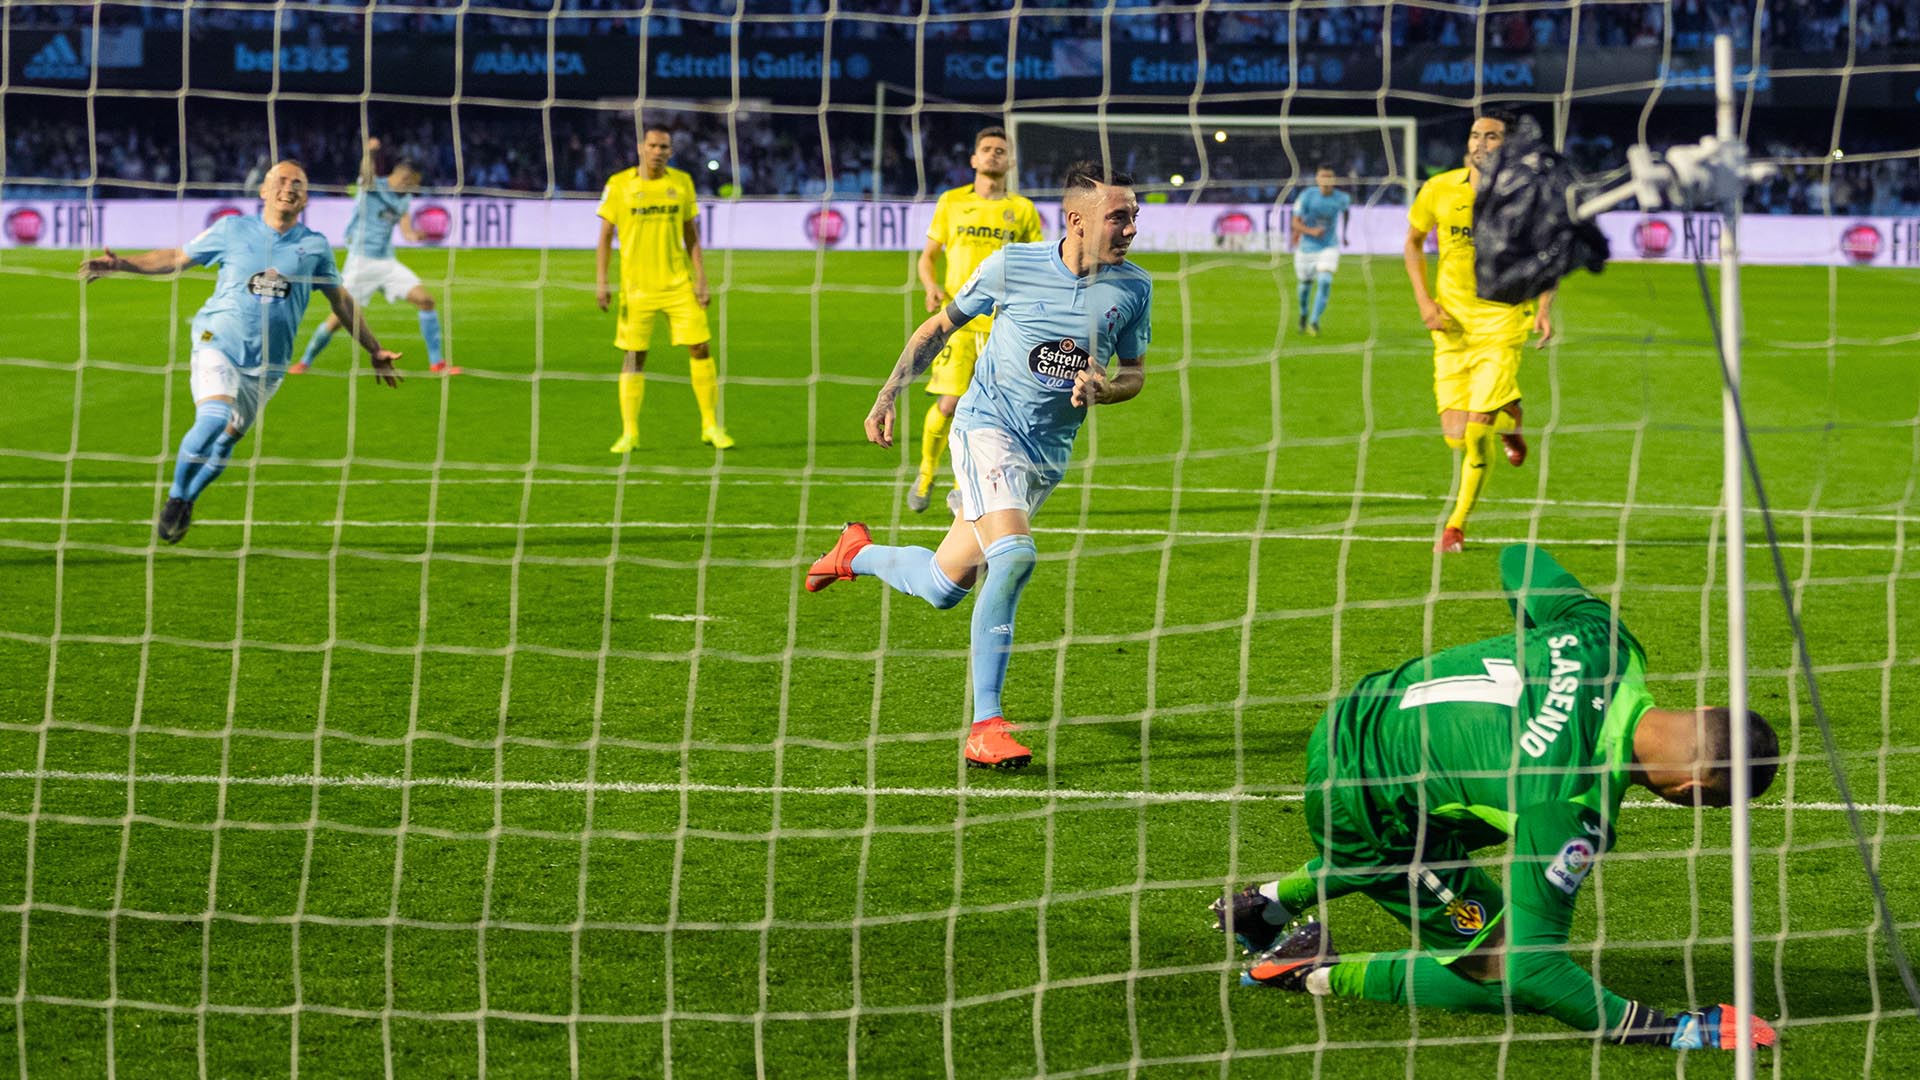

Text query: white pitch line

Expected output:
[5,769,1915,814]
[6,473,1920,527]
[650,614,721,623]
[1,516,1905,552]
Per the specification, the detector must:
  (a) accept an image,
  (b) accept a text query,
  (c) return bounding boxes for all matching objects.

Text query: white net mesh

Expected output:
[2,1,1918,1076]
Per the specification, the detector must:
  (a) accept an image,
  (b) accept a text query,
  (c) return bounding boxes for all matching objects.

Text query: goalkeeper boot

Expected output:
[906,474,933,514]
[610,433,639,454]
[1243,921,1338,991]
[156,497,193,545]
[806,522,871,593]
[701,425,735,450]
[964,717,1031,770]
[1210,886,1287,954]
[1435,526,1465,554]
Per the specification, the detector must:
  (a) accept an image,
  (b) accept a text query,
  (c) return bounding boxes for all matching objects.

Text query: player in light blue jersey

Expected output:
[81,160,403,544]
[806,161,1153,770]
[1292,165,1352,337]
[294,138,456,375]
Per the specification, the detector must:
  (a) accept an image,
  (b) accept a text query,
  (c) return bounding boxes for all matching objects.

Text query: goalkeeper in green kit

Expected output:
[1213,545,1780,1050]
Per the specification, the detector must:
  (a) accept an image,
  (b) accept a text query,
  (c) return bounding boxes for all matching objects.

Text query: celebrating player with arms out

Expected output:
[293,137,456,375]
[596,123,731,453]
[1211,545,1779,1051]
[81,161,402,544]
[909,125,1045,512]
[806,162,1152,770]
[1291,164,1351,337]
[1405,109,1554,553]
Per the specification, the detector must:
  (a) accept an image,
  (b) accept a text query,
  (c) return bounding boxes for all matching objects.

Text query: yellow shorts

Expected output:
[1443,311,1528,417]
[926,328,988,398]
[616,287,711,351]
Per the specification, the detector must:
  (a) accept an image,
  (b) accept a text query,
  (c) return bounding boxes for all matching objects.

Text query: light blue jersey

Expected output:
[184,214,340,370]
[949,241,1153,473]
[1294,187,1352,253]
[344,177,411,261]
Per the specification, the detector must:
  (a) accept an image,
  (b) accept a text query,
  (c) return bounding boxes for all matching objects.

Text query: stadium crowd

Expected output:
[15,0,1920,51]
[9,100,1918,215]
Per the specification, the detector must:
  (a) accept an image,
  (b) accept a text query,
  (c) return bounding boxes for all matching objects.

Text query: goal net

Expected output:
[1,1,1916,1076]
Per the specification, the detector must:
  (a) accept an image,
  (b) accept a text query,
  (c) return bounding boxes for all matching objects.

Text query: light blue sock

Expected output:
[970,534,1036,722]
[169,401,230,500]
[418,309,443,366]
[850,544,968,609]
[1296,279,1312,317]
[182,429,242,502]
[1311,273,1334,324]
[298,325,335,367]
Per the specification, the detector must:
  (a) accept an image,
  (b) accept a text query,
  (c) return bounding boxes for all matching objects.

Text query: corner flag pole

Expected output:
[1715,31,1756,1079]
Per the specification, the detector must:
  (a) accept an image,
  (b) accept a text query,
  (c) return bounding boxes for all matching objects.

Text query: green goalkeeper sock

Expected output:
[1325,952,1510,1014]
[1270,862,1324,913]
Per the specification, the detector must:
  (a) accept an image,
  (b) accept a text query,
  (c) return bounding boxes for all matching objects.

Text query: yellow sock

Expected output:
[619,372,645,438]
[1446,421,1496,531]
[689,356,719,429]
[919,404,952,488]
[1443,435,1467,451]
[1492,409,1519,434]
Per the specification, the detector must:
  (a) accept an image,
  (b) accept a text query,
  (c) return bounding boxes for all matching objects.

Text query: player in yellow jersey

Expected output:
[1404,108,1554,553]
[596,123,731,453]
[908,125,1045,512]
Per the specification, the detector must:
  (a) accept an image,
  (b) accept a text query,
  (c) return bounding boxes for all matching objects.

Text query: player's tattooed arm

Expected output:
[320,285,405,388]
[865,306,961,448]
[79,247,191,281]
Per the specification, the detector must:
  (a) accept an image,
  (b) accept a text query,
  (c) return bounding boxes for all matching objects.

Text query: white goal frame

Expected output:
[1003,112,1419,203]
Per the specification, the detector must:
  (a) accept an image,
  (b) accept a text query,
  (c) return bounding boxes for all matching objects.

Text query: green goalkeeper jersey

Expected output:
[1327,545,1655,1031]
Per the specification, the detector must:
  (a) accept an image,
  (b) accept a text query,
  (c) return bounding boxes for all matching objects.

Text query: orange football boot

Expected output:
[965,717,1031,769]
[806,522,872,593]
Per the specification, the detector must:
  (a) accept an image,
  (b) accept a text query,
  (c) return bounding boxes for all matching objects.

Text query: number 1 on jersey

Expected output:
[1399,658,1525,710]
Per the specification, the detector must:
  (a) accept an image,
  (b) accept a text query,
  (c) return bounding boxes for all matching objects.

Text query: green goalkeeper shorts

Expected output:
[1303,709,1507,962]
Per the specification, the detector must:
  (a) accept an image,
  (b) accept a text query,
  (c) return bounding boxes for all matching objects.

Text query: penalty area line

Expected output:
[2,769,1914,814]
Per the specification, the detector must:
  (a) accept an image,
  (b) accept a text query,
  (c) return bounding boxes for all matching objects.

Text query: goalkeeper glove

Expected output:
[1614,1001,1778,1049]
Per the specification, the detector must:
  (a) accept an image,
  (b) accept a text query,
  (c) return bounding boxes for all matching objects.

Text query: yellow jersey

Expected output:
[598,165,699,297]
[1408,168,1533,336]
[928,185,1044,332]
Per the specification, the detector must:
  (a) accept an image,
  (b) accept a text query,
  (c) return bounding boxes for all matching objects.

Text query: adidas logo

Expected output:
[989,623,1012,634]
[24,34,86,80]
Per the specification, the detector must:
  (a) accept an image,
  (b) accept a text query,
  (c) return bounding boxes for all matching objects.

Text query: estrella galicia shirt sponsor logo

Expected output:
[206,206,244,229]
[1027,337,1091,391]
[247,268,291,301]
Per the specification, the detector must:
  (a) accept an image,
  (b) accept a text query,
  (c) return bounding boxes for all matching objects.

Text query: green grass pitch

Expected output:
[1,243,1918,1078]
